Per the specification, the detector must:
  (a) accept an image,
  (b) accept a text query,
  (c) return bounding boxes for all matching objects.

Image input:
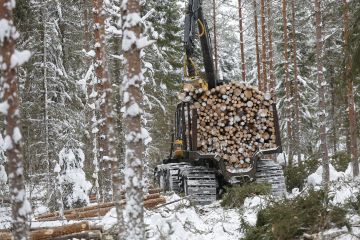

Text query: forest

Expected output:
[1,0,360,239]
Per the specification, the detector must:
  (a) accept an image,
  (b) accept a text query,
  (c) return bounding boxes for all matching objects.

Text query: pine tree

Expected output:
[121,0,146,238]
[253,0,261,88]
[260,0,268,91]
[343,0,359,177]
[0,0,31,239]
[92,0,113,201]
[281,0,293,165]
[238,0,246,82]
[290,0,301,163]
[314,0,329,186]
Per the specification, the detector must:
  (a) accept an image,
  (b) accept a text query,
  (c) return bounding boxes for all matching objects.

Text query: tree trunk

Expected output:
[267,0,275,98]
[0,1,30,239]
[238,0,246,82]
[343,0,359,177]
[260,0,267,91]
[92,0,112,201]
[110,6,125,239]
[121,0,145,239]
[329,67,337,154]
[290,0,301,164]
[281,0,293,165]
[83,0,93,174]
[212,0,218,79]
[314,0,329,186]
[41,6,51,197]
[253,0,261,89]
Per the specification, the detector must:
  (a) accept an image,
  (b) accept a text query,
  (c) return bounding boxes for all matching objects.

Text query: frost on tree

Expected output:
[56,147,92,209]
[0,133,8,194]
[0,0,31,239]
[121,0,148,239]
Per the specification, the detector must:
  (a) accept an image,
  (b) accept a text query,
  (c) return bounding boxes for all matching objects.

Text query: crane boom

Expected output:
[184,0,217,89]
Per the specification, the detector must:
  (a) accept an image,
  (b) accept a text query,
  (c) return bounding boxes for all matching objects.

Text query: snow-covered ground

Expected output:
[2,163,360,239]
[102,193,249,240]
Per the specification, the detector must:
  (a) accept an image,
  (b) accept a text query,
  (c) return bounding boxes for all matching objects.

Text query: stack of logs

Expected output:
[36,188,164,221]
[0,189,166,240]
[187,82,277,169]
[0,222,103,240]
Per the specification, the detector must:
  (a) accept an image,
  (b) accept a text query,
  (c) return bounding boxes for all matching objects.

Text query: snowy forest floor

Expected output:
[1,165,360,239]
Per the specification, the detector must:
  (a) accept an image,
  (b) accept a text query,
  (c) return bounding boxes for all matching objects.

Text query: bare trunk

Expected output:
[343,0,359,177]
[253,0,261,89]
[282,0,293,165]
[212,0,218,78]
[267,0,275,98]
[83,0,92,174]
[121,0,145,239]
[330,67,337,154]
[291,0,301,163]
[314,0,329,186]
[111,9,125,239]
[0,1,30,239]
[260,0,267,91]
[92,0,112,201]
[238,0,246,82]
[41,7,51,196]
[83,0,90,54]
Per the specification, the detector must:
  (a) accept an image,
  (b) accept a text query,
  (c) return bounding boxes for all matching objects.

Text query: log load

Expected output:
[186,82,277,169]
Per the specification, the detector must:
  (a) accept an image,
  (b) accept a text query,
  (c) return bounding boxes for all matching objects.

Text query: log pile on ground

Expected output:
[0,221,102,240]
[89,188,162,203]
[186,82,277,169]
[36,191,165,221]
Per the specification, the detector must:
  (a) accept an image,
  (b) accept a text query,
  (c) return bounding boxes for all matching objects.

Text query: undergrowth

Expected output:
[242,189,349,240]
[221,182,271,208]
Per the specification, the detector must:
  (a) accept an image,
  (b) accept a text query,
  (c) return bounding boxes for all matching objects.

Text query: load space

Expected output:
[184,82,278,169]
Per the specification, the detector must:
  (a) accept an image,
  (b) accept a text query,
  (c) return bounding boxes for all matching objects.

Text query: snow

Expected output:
[307,163,345,186]
[3,135,13,150]
[0,19,12,43]
[10,50,31,68]
[0,101,9,115]
[102,193,244,239]
[0,165,7,184]
[58,148,91,208]
[12,127,22,144]
[125,102,142,117]
[18,199,31,217]
[242,196,267,226]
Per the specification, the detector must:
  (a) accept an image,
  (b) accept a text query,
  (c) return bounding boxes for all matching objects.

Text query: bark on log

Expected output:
[52,230,102,240]
[186,82,277,168]
[31,222,100,240]
[37,194,165,221]
[144,197,166,209]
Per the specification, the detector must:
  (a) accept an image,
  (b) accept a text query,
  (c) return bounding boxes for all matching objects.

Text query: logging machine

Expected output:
[154,0,286,204]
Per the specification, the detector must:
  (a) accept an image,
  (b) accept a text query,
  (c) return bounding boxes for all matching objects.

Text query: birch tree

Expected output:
[0,0,31,239]
[121,0,146,238]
